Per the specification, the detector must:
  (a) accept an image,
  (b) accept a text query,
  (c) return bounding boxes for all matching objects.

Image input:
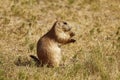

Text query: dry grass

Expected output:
[0,0,120,80]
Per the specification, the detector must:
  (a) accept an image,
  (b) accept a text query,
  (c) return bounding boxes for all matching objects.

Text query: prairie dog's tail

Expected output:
[30,55,40,64]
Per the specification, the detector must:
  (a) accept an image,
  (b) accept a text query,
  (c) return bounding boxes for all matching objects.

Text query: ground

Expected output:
[0,0,120,80]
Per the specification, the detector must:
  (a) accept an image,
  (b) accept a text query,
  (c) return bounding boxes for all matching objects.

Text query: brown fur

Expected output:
[33,21,75,67]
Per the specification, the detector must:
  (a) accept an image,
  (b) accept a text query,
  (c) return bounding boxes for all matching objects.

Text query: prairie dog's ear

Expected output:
[52,20,61,29]
[54,18,61,25]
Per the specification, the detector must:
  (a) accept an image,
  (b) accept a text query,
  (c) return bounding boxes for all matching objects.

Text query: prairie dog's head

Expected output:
[53,21,72,33]
[54,21,71,32]
[52,21,73,43]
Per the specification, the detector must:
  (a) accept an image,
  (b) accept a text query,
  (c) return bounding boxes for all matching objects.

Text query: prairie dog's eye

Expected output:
[63,22,67,25]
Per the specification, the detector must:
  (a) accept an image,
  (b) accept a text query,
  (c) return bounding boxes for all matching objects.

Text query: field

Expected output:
[0,0,120,80]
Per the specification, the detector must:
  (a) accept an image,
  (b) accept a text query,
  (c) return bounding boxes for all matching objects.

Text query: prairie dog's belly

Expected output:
[49,44,62,63]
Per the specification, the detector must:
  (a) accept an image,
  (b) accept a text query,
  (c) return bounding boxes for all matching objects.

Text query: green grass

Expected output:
[0,0,120,80]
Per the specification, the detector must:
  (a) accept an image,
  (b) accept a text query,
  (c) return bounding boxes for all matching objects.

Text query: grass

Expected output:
[0,0,120,80]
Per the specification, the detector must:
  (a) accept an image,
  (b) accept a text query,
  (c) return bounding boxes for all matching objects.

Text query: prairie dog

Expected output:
[31,20,76,67]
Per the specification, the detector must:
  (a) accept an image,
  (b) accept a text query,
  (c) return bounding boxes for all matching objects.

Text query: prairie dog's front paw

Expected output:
[70,32,75,37]
[70,39,76,43]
